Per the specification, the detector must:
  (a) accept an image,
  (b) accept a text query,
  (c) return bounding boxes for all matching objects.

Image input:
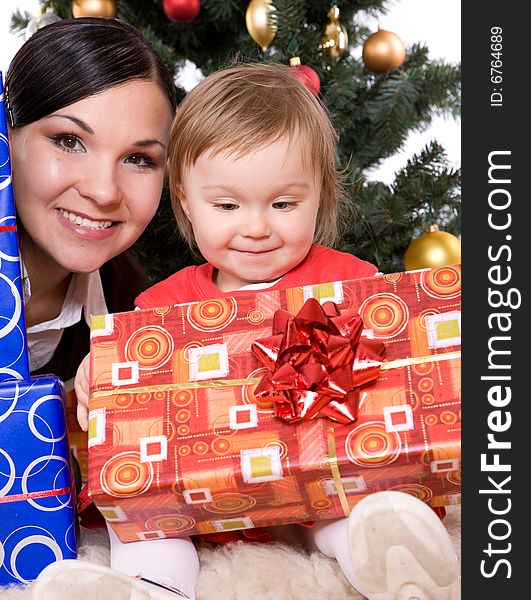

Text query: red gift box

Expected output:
[87,266,461,543]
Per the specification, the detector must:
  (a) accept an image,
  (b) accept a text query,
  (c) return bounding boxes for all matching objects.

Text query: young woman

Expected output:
[6,17,176,385]
[4,16,176,501]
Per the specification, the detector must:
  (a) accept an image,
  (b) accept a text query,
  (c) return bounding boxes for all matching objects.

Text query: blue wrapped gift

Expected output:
[0,75,30,382]
[0,375,78,585]
[0,75,78,585]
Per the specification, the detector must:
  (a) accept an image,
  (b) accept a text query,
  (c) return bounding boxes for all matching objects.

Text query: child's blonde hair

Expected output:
[168,62,344,248]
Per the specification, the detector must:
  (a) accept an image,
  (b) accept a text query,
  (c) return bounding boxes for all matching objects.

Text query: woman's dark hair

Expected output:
[6,17,177,128]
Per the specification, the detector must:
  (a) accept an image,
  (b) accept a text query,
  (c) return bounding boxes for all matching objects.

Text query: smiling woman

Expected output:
[10,82,171,282]
[5,17,176,380]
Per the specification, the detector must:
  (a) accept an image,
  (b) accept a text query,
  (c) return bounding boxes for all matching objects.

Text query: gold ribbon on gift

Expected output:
[91,351,460,399]
[327,424,351,516]
[91,378,262,398]
[379,351,460,371]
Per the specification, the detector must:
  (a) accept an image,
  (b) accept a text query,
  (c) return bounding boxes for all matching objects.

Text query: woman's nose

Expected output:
[76,161,122,207]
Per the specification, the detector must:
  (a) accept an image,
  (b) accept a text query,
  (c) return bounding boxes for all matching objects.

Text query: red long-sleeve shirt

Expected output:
[136,245,376,308]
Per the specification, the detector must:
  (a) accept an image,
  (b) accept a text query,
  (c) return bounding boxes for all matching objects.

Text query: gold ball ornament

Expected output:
[245,0,277,52]
[72,0,117,18]
[362,28,406,73]
[405,225,461,271]
[320,6,348,62]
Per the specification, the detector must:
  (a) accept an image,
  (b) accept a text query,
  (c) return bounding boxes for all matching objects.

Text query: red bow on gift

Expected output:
[251,298,385,424]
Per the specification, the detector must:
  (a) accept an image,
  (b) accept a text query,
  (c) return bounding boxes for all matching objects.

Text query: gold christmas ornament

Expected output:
[362,27,406,73]
[245,0,277,52]
[72,0,117,18]
[320,5,348,61]
[405,224,461,271]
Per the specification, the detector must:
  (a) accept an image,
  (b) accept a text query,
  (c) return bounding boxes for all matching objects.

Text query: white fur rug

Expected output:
[1,506,460,600]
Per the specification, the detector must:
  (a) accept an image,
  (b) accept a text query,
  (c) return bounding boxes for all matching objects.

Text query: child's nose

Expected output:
[242,212,270,238]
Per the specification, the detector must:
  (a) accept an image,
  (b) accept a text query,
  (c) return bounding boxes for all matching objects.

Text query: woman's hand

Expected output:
[75,353,91,432]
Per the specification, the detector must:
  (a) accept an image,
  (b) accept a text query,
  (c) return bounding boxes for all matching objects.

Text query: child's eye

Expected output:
[272,200,296,210]
[125,154,157,169]
[49,133,84,153]
[216,203,238,211]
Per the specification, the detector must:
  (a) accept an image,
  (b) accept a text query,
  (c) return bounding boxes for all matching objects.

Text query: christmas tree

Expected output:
[11,0,460,277]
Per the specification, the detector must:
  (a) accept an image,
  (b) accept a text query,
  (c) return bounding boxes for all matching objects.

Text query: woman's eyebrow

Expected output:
[133,138,167,150]
[45,114,94,134]
[43,115,166,150]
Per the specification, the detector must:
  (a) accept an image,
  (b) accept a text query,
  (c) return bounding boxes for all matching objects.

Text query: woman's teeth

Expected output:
[59,209,113,230]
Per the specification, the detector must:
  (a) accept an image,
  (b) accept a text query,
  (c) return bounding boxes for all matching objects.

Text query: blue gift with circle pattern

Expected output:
[1,74,78,585]
[0,376,78,585]
[0,75,29,383]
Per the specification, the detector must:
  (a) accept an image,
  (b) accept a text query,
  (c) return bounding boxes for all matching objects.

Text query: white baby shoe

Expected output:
[347,491,460,600]
[31,559,191,600]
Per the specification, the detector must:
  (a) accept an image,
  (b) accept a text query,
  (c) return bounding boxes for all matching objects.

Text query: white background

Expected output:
[0,0,460,184]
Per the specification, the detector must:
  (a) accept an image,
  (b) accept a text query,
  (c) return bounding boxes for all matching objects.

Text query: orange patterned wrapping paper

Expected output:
[87,266,461,543]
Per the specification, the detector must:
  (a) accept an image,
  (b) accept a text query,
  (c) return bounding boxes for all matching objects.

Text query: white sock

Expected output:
[306,518,366,595]
[107,524,200,599]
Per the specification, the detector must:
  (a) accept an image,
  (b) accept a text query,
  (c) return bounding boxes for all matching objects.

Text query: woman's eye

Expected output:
[50,134,83,152]
[125,154,157,169]
[63,136,78,149]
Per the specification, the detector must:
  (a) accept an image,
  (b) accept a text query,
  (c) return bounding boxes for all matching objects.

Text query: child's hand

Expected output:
[75,353,91,432]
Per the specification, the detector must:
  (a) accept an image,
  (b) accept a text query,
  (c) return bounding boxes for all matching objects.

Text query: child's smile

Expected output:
[180,136,321,292]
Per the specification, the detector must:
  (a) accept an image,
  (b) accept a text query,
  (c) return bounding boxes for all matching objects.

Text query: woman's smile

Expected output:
[57,208,114,230]
[56,207,119,240]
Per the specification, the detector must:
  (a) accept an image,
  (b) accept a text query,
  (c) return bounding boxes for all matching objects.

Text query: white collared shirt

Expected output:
[23,264,108,372]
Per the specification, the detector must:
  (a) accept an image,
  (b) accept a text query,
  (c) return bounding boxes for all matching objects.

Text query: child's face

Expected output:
[180,136,321,292]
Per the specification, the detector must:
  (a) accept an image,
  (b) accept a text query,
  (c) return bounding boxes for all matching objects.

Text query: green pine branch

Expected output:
[11,0,461,276]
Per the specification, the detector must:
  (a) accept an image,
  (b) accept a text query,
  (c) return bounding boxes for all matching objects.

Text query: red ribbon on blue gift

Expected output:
[251,298,386,424]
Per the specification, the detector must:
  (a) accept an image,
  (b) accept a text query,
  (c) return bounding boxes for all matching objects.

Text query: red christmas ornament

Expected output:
[162,0,200,22]
[289,57,320,96]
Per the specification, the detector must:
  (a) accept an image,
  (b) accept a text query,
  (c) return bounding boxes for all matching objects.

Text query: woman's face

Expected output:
[10,80,173,274]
